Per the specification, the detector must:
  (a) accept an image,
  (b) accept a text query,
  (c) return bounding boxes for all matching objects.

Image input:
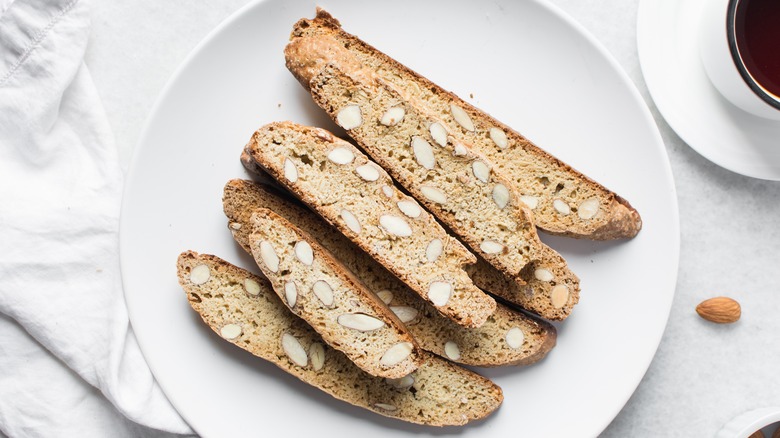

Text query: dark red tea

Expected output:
[734,0,780,98]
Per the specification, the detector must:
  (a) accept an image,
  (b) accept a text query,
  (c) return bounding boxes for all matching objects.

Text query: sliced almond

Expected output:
[190,264,210,285]
[373,403,398,412]
[313,128,333,142]
[283,158,298,183]
[258,241,279,273]
[340,209,362,234]
[396,200,422,218]
[428,281,452,306]
[578,198,600,219]
[489,127,508,149]
[220,323,242,340]
[453,142,468,156]
[309,342,325,371]
[425,239,443,263]
[311,280,335,307]
[284,281,298,307]
[429,122,448,147]
[411,136,435,170]
[379,214,412,237]
[505,327,525,349]
[385,375,415,390]
[492,184,510,209]
[420,185,447,204]
[380,106,405,126]
[327,147,355,165]
[337,313,386,331]
[355,164,380,182]
[520,195,539,210]
[534,268,554,282]
[244,278,261,296]
[229,221,242,230]
[553,199,571,215]
[390,306,419,323]
[480,240,505,254]
[294,241,314,266]
[444,341,461,360]
[376,289,394,305]
[551,284,569,308]
[450,103,475,131]
[336,104,362,130]
[380,342,414,366]
[472,161,490,183]
[281,333,308,367]
[381,185,394,198]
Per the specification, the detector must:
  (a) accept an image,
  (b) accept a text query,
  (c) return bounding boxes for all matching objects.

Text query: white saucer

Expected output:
[637,0,780,181]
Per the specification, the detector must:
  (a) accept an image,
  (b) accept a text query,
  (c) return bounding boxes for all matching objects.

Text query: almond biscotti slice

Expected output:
[224,179,557,365]
[245,122,496,328]
[284,9,641,240]
[177,251,503,426]
[247,207,421,378]
[304,63,580,309]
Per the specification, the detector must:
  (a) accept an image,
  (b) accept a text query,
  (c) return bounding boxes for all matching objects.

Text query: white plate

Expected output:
[637,0,780,181]
[120,0,679,436]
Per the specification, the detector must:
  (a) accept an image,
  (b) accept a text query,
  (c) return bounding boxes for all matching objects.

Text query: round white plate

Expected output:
[637,0,780,181]
[120,0,679,436]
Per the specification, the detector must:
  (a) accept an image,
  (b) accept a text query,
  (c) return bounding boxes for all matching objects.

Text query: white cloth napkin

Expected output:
[0,0,192,436]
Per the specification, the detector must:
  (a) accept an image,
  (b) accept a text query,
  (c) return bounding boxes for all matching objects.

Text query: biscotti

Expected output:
[303,63,581,309]
[224,179,557,365]
[284,8,641,240]
[245,122,496,328]
[247,207,422,378]
[177,251,503,426]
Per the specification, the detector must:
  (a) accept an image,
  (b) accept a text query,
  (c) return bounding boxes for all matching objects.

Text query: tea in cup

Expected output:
[700,0,780,120]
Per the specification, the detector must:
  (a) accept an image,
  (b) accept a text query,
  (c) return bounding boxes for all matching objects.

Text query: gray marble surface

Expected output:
[86,0,780,436]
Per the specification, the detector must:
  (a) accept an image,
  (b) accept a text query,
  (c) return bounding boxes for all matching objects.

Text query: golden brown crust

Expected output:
[285,9,641,240]
[588,195,643,240]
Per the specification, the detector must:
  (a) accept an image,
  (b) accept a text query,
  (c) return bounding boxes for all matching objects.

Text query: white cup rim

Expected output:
[726,0,780,110]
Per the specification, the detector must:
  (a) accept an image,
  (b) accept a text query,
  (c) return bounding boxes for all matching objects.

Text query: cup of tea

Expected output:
[699,0,780,120]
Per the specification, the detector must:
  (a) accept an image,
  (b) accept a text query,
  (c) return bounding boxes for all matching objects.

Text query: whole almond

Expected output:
[696,297,741,324]
[748,430,764,438]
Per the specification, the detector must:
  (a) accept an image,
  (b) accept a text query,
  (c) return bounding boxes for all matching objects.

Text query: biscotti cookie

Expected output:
[304,63,580,307]
[177,251,503,426]
[245,122,496,328]
[247,207,421,378]
[284,8,641,240]
[224,179,557,365]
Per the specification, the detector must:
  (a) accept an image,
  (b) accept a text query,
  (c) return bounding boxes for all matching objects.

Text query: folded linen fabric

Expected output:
[0,0,191,435]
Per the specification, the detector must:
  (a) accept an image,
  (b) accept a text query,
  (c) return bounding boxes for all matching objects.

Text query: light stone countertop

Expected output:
[86,1,780,436]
